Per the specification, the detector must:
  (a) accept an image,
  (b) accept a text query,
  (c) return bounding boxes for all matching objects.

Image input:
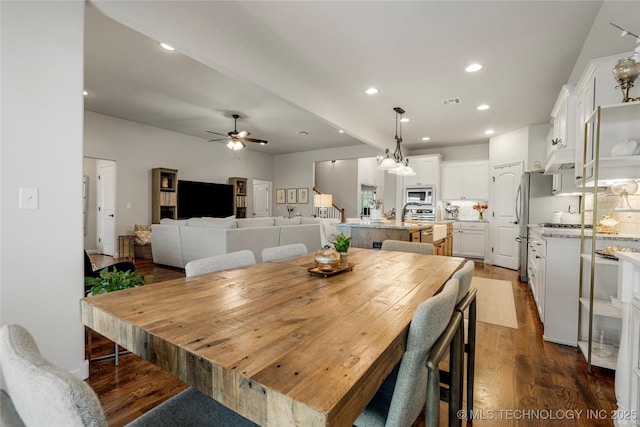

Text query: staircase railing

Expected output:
[312,187,346,223]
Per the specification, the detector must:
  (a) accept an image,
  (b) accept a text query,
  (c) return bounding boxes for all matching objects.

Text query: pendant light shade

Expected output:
[376,107,414,175]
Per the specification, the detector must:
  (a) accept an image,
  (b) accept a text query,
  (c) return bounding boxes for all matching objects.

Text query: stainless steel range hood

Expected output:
[544,148,575,174]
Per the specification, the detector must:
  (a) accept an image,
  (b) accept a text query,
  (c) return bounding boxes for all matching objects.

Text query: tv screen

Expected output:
[177,180,234,219]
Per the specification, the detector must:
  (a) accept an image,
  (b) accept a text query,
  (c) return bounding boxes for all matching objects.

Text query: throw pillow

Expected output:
[134,224,152,245]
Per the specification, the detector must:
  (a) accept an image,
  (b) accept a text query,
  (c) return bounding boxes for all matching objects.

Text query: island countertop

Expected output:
[337,220,434,231]
[529,224,640,242]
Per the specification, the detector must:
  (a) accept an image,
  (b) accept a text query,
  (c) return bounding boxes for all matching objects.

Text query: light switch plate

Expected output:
[19,187,38,210]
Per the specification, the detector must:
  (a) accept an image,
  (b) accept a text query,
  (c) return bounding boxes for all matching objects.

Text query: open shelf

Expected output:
[578,341,618,370]
[579,297,622,318]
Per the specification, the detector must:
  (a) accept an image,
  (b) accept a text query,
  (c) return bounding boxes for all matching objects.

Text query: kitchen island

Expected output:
[337,220,452,255]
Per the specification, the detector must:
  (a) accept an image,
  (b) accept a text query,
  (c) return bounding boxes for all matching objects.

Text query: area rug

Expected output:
[469,277,518,329]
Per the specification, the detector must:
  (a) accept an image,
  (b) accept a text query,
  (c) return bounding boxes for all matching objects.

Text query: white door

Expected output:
[491,162,522,270]
[97,161,116,256]
[253,180,270,217]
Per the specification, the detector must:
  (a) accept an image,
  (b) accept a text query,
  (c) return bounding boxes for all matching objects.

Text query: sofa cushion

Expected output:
[236,218,275,228]
[275,217,301,226]
[300,217,320,225]
[187,217,237,228]
[159,218,188,226]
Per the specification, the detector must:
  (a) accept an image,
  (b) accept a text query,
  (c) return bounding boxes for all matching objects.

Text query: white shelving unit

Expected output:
[578,102,640,372]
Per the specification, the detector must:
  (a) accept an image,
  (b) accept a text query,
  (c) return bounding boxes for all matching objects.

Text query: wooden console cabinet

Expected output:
[152,168,178,224]
[229,177,248,218]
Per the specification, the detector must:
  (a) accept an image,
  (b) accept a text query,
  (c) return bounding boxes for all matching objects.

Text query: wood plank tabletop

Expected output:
[81,248,464,426]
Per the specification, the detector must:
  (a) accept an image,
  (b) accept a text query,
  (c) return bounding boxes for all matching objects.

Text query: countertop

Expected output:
[529,224,640,242]
[337,221,433,230]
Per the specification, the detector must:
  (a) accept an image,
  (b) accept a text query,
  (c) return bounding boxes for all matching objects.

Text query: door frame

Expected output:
[252,179,272,218]
[96,159,117,256]
[490,161,522,270]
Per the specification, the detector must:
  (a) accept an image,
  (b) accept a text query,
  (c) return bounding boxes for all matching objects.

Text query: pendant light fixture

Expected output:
[377,107,415,176]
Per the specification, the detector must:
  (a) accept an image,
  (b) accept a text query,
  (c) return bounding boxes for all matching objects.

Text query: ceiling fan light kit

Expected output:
[377,107,415,176]
[207,114,268,151]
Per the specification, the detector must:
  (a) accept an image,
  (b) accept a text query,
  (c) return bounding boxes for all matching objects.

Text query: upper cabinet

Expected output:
[403,155,440,187]
[544,85,576,174]
[441,160,489,200]
[574,52,637,185]
[583,102,640,187]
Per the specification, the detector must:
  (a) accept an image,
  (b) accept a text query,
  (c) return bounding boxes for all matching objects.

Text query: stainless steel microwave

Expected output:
[405,186,435,205]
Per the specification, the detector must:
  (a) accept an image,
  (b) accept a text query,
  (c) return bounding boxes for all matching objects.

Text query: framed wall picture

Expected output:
[298,188,309,204]
[276,189,286,204]
[287,188,297,204]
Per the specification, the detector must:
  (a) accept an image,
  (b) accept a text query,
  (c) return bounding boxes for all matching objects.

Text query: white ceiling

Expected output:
[85,1,640,156]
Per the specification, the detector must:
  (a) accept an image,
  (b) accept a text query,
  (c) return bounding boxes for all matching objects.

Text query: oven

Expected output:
[405,186,435,205]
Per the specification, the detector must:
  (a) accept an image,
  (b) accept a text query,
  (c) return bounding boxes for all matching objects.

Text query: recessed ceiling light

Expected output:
[477,104,490,110]
[421,137,431,141]
[465,63,482,72]
[338,129,344,133]
[484,129,495,135]
[364,87,378,95]
[400,117,410,123]
[159,42,175,51]
[83,90,89,96]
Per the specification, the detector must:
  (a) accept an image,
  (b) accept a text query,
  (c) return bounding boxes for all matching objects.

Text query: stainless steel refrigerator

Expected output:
[516,171,580,282]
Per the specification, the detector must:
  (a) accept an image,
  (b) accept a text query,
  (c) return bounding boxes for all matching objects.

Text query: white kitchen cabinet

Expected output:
[440,160,488,200]
[527,227,546,322]
[452,221,486,258]
[583,102,640,187]
[574,52,636,185]
[403,155,439,187]
[615,253,640,426]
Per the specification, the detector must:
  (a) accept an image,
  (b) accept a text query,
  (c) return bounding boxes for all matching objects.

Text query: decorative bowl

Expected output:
[611,139,639,157]
[314,247,340,272]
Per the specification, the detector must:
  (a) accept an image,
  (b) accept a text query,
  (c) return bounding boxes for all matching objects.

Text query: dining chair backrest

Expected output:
[453,260,475,304]
[354,278,459,427]
[0,324,108,427]
[381,239,434,255]
[185,250,256,277]
[0,324,258,427]
[261,243,308,262]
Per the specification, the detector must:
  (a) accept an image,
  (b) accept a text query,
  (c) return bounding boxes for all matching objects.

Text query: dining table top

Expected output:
[81,248,465,426]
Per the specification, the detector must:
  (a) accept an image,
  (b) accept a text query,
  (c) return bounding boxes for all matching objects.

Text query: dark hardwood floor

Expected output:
[86,255,616,426]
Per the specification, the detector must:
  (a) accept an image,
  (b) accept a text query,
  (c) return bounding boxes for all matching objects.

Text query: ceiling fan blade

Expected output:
[207,138,228,142]
[206,130,227,137]
[243,137,268,144]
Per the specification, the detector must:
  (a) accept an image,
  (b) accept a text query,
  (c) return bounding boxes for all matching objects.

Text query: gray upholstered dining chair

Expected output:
[451,260,477,421]
[380,239,435,255]
[353,277,459,427]
[262,243,308,262]
[0,324,257,427]
[185,249,256,277]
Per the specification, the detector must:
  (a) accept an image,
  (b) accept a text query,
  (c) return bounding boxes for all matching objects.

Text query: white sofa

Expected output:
[151,216,329,268]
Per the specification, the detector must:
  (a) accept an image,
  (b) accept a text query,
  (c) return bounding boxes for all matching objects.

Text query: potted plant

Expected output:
[369,199,383,220]
[85,268,145,295]
[332,233,351,268]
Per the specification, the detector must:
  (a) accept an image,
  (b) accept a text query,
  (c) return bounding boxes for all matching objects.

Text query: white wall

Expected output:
[1,1,87,376]
[410,142,489,161]
[489,127,530,168]
[273,144,380,218]
[84,112,274,235]
[315,159,359,218]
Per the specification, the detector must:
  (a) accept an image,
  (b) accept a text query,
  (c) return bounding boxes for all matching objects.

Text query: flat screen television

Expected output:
[177,180,233,219]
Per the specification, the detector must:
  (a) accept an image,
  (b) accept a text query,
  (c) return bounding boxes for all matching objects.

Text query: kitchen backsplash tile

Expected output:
[585,189,640,236]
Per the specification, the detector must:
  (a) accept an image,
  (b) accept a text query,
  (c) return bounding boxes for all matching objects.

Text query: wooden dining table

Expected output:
[81,248,465,426]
